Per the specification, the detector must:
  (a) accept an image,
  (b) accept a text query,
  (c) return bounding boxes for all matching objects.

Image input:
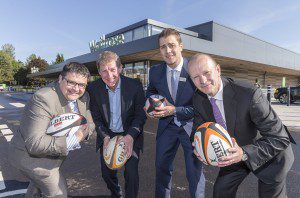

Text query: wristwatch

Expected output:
[241,149,248,161]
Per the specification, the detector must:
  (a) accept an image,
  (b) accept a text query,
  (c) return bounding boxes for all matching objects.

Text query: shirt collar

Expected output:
[207,80,224,101]
[106,78,121,92]
[166,57,183,73]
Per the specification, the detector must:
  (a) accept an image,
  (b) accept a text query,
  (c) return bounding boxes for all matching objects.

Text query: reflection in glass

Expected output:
[124,31,133,43]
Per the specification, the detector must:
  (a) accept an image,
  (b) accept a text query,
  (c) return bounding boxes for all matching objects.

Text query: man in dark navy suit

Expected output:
[146,28,205,198]
[88,51,146,198]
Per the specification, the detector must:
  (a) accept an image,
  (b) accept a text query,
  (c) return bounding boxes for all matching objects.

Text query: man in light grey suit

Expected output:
[188,53,295,198]
[8,62,95,198]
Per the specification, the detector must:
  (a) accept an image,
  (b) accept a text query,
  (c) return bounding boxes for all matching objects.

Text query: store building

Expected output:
[28,19,300,88]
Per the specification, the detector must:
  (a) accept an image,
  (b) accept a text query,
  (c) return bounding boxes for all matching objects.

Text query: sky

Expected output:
[1,0,300,63]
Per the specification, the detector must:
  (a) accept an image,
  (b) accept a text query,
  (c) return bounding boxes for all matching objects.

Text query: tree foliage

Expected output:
[14,67,30,85]
[55,53,64,64]
[0,44,50,86]
[27,56,49,73]
[1,43,15,59]
[0,50,14,83]
[26,56,49,86]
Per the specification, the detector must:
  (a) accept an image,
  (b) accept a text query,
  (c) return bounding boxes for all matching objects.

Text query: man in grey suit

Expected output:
[9,62,95,198]
[188,53,295,198]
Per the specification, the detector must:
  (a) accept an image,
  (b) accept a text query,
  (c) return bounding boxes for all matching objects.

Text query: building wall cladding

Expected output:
[221,66,299,88]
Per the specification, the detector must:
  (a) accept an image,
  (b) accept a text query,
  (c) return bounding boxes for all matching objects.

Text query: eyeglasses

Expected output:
[159,43,178,50]
[63,77,87,89]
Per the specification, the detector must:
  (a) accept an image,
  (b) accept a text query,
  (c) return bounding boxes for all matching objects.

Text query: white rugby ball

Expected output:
[194,122,233,166]
[46,113,87,137]
[104,135,127,170]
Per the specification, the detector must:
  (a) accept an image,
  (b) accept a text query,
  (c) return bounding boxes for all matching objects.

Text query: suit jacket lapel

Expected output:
[98,80,110,125]
[120,76,126,124]
[202,96,215,122]
[77,99,85,115]
[161,64,174,103]
[54,82,69,115]
[222,78,237,136]
[175,59,189,104]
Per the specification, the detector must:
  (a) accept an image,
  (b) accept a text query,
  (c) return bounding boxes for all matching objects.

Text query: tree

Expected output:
[26,55,49,86]
[1,43,15,59]
[14,67,30,85]
[0,51,14,83]
[54,53,64,64]
[26,54,37,65]
[27,56,49,73]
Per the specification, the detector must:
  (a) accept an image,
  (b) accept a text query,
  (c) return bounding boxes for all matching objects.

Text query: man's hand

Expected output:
[153,99,175,118]
[118,134,134,159]
[192,142,208,165]
[218,138,243,167]
[103,136,110,154]
[75,124,89,142]
[144,106,154,119]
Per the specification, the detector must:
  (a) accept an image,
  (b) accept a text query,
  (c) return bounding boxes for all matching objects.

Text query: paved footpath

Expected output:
[271,101,300,132]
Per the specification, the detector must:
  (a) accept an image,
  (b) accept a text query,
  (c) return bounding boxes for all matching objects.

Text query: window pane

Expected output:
[151,25,163,36]
[133,26,145,40]
[123,63,134,78]
[124,31,133,43]
[133,62,146,86]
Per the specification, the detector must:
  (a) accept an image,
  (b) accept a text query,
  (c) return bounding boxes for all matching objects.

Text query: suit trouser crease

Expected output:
[100,146,140,198]
[213,164,287,198]
[155,123,204,198]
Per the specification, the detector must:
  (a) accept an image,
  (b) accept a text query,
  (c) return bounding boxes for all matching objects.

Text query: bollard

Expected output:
[267,85,271,103]
[287,86,290,106]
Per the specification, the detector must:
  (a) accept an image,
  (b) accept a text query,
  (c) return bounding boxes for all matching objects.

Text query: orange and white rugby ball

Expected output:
[103,135,127,170]
[193,122,233,166]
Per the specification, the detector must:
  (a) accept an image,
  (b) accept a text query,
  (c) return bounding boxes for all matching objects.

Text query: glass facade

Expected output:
[122,24,164,43]
[102,23,165,87]
[122,61,149,88]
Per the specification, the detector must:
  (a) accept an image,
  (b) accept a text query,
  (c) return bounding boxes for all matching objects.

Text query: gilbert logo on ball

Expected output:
[193,122,233,166]
[145,94,166,116]
[46,113,87,137]
[104,135,128,170]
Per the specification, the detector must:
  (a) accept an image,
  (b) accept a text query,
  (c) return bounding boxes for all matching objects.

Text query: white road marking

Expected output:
[9,103,25,108]
[0,172,5,190]
[0,189,27,197]
[0,128,13,142]
[0,105,4,109]
[0,124,8,129]
[1,129,13,135]
[5,135,13,142]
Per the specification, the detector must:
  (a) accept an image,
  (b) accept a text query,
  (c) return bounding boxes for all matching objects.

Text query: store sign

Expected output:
[89,34,125,52]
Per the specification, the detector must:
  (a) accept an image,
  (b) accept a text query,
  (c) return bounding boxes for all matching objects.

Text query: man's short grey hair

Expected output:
[96,51,121,72]
[189,53,218,69]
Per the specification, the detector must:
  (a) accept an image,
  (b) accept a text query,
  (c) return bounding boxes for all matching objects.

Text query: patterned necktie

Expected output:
[69,101,79,113]
[209,97,227,130]
[171,69,178,102]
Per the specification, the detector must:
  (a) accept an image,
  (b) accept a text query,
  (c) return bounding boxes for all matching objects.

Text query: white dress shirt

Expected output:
[66,100,81,151]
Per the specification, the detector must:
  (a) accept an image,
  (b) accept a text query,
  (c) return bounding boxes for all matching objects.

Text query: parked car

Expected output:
[274,86,300,103]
